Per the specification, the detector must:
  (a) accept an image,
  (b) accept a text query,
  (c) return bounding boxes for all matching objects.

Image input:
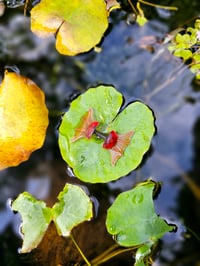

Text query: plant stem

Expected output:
[49,109,65,117]
[89,244,138,266]
[70,233,91,266]
[94,129,107,140]
[139,0,178,11]
[127,0,138,15]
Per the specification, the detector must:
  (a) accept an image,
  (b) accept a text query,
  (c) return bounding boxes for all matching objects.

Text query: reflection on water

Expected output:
[0,3,200,266]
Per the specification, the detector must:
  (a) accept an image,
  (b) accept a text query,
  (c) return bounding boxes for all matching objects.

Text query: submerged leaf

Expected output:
[31,0,109,55]
[0,71,49,170]
[11,192,52,253]
[52,184,93,236]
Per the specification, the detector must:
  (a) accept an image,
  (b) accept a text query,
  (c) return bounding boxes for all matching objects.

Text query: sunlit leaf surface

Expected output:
[59,85,155,183]
[0,71,49,170]
[53,183,93,236]
[106,180,175,265]
[31,0,109,56]
[11,192,52,253]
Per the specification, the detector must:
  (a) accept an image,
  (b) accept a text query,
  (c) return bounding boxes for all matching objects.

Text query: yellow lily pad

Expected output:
[30,0,109,56]
[0,71,49,170]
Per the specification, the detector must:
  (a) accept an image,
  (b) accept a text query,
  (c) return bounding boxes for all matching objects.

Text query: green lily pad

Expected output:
[58,85,155,183]
[106,180,175,265]
[106,180,174,247]
[53,183,93,236]
[30,0,109,56]
[11,192,52,253]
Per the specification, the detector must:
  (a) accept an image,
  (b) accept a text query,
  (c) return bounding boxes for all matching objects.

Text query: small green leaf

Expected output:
[136,15,148,27]
[106,180,174,247]
[168,19,200,80]
[52,184,93,236]
[186,27,198,41]
[11,192,52,253]
[193,54,200,63]
[174,49,192,60]
[58,85,155,183]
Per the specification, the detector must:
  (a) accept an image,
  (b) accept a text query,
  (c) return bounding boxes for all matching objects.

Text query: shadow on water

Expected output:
[0,1,200,265]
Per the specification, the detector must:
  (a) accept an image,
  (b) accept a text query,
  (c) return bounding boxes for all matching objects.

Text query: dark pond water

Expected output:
[0,1,200,266]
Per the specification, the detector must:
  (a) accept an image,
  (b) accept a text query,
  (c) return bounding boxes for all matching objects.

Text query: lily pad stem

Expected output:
[70,233,91,266]
[139,0,178,11]
[94,129,108,140]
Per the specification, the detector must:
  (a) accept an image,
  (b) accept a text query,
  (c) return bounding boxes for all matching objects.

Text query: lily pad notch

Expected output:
[30,0,120,56]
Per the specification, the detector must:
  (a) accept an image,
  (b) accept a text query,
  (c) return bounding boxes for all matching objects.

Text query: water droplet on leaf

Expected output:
[116,233,127,242]
[109,225,116,233]
[132,193,144,204]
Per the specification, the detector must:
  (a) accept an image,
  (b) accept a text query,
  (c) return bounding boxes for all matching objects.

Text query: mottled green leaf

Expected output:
[58,85,155,183]
[52,184,93,236]
[11,192,52,253]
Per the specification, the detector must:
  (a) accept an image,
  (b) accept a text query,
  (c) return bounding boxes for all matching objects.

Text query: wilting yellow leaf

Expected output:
[30,0,109,56]
[0,71,49,170]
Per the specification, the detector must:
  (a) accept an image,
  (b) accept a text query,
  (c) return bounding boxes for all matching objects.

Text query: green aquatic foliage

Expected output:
[52,184,93,237]
[106,180,175,266]
[2,1,181,264]
[30,0,120,56]
[127,0,178,27]
[11,183,93,253]
[58,85,155,183]
[11,192,52,253]
[168,19,200,79]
